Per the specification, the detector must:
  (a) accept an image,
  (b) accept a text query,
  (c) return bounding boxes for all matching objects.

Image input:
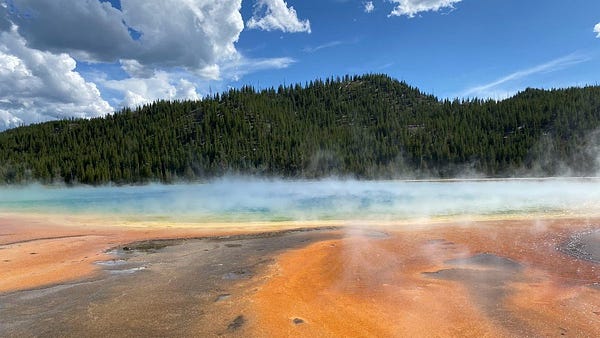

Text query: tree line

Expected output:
[1,74,600,185]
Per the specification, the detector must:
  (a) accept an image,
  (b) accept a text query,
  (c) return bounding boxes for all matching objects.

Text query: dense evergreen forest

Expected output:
[1,74,600,185]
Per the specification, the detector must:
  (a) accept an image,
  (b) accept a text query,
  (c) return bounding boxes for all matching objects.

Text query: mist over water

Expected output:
[1,178,599,222]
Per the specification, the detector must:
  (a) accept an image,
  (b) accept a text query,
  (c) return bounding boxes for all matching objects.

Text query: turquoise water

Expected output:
[0,178,599,222]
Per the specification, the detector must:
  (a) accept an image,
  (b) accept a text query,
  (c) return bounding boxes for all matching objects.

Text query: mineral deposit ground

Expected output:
[1,215,599,337]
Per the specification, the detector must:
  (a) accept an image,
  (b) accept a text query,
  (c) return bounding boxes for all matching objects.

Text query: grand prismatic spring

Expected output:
[1,178,600,337]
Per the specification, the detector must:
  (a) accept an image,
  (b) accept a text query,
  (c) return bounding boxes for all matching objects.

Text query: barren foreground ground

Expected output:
[1,215,599,337]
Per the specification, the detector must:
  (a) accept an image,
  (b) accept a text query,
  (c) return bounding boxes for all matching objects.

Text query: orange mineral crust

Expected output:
[2,214,600,336]
[250,219,600,337]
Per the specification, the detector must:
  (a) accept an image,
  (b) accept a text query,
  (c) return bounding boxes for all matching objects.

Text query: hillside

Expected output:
[1,74,600,184]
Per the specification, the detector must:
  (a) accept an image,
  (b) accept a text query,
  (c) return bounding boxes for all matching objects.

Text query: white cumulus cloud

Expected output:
[0,27,112,130]
[595,23,600,38]
[0,0,297,129]
[6,0,244,77]
[389,0,462,18]
[247,0,311,33]
[364,1,375,13]
[120,59,155,79]
[100,71,201,109]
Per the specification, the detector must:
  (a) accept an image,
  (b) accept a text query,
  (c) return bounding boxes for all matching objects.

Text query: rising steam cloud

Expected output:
[1,178,600,222]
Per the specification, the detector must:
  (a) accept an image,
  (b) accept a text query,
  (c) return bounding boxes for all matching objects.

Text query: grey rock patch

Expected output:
[227,315,245,331]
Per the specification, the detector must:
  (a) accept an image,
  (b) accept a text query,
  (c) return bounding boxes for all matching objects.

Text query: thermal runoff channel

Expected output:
[1,178,599,222]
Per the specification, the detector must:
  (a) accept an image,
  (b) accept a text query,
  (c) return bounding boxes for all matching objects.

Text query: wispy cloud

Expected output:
[303,40,344,53]
[461,52,591,98]
[222,57,296,81]
[375,62,394,70]
[364,1,374,13]
[595,23,600,38]
[303,37,361,54]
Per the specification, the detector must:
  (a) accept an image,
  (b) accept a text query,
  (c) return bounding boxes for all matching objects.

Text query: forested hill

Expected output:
[1,74,600,185]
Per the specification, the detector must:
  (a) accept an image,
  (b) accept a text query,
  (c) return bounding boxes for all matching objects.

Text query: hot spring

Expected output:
[2,178,600,337]
[1,178,599,222]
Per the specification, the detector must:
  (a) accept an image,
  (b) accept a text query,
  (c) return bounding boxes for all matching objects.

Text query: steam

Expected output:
[523,128,600,177]
[1,177,599,222]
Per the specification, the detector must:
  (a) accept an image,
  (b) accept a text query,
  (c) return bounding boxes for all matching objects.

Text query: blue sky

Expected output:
[236,0,600,98]
[0,0,599,129]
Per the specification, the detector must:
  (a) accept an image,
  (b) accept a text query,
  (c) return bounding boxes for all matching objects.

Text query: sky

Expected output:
[0,0,599,130]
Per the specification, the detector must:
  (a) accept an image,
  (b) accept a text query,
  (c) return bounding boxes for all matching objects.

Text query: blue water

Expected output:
[0,178,599,222]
